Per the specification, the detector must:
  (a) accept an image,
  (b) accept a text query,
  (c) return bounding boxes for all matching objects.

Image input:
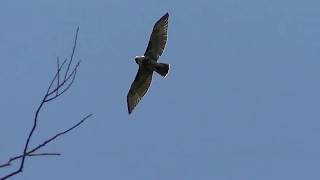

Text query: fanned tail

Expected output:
[155,63,169,77]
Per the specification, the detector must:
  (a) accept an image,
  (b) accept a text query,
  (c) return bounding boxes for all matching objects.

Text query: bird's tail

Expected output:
[155,63,170,78]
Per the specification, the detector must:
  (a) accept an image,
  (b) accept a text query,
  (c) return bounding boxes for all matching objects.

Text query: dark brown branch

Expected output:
[56,57,60,96]
[46,58,68,96]
[0,113,92,169]
[0,153,60,168]
[64,26,79,81]
[0,27,92,180]
[29,113,93,154]
[26,153,61,157]
[45,61,80,100]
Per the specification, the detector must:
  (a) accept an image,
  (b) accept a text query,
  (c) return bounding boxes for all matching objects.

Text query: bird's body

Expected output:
[135,56,157,71]
[127,13,170,114]
[135,55,168,75]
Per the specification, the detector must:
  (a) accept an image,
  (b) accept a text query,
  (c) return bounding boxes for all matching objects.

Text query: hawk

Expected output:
[127,13,170,114]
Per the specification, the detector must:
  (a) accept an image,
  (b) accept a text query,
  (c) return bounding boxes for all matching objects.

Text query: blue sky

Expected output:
[1,0,320,179]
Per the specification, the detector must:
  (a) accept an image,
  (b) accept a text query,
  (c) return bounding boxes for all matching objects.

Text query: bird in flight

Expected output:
[127,13,170,114]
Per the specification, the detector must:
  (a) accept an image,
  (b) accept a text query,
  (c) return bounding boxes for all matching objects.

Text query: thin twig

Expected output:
[0,113,92,169]
[56,57,60,96]
[46,59,68,96]
[64,26,79,81]
[46,61,80,99]
[27,113,92,156]
[0,153,60,168]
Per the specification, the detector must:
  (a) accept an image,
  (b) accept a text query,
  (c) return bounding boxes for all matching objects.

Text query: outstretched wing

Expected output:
[144,13,169,60]
[127,67,153,114]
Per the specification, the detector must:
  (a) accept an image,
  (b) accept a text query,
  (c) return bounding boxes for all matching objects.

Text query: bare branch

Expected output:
[29,113,93,154]
[0,27,92,180]
[27,153,61,157]
[56,57,60,96]
[46,58,68,96]
[0,113,92,170]
[64,26,79,80]
[0,153,60,169]
[45,61,80,101]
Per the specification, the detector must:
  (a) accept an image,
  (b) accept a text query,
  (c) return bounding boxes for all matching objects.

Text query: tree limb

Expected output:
[0,113,92,169]
[0,27,93,180]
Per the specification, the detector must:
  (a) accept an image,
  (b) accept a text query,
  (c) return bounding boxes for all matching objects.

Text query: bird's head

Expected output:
[134,56,144,65]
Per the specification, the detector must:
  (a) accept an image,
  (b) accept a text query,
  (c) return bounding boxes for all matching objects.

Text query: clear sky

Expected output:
[1,0,320,179]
